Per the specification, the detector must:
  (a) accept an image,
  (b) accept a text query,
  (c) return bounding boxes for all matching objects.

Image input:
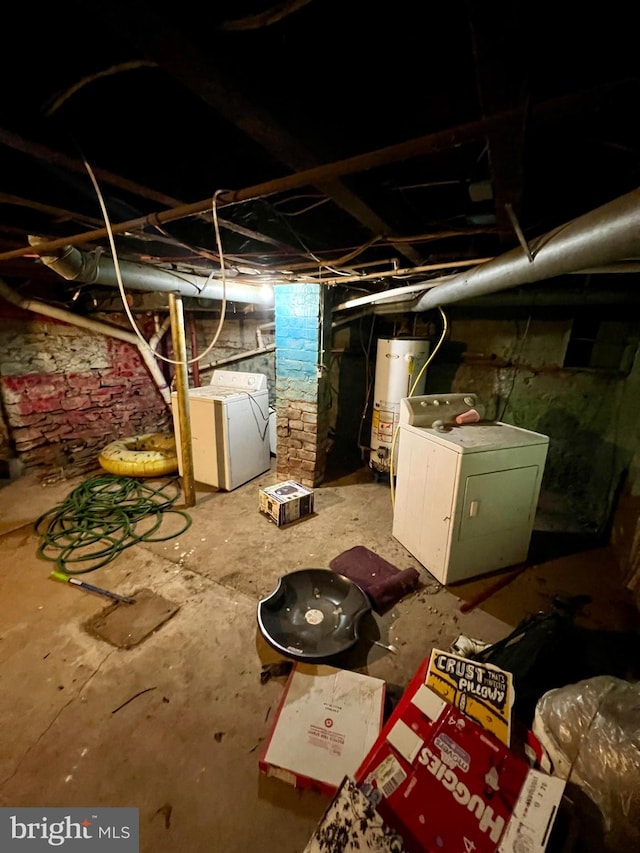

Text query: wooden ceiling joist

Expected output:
[89,1,425,266]
[0,82,633,266]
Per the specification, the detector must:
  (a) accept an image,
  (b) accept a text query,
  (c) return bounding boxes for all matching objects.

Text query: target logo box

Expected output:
[259,663,386,797]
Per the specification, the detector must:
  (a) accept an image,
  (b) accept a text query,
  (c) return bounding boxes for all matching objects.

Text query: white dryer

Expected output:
[392,394,549,584]
[172,369,271,490]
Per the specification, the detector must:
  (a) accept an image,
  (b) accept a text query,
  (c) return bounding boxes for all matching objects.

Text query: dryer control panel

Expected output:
[399,393,479,429]
[209,370,268,391]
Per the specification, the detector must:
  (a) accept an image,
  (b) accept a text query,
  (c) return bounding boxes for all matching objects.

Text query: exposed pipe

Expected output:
[197,344,276,373]
[334,275,454,311]
[31,241,275,307]
[0,277,171,404]
[411,188,640,312]
[441,288,640,308]
[333,267,640,317]
[256,321,275,349]
[149,315,171,354]
[188,313,201,387]
[317,256,492,288]
[1,81,630,266]
[150,313,172,388]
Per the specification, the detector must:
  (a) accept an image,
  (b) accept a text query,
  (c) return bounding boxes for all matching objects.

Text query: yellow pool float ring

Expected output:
[98,433,179,477]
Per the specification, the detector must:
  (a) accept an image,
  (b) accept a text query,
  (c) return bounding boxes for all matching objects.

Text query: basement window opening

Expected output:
[563,317,638,375]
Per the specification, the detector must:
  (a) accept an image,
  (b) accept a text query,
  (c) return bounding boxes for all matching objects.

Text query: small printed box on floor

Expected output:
[259,480,314,526]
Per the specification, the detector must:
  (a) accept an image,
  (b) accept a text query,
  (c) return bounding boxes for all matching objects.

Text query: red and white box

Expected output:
[259,662,386,797]
[354,657,565,853]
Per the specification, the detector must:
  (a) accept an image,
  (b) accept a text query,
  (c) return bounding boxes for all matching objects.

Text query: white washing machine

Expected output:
[392,394,549,584]
[172,369,271,490]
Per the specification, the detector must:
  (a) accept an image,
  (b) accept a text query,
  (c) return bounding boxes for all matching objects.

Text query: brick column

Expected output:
[274,283,330,487]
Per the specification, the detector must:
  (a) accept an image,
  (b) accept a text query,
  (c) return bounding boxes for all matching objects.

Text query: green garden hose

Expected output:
[34,473,192,575]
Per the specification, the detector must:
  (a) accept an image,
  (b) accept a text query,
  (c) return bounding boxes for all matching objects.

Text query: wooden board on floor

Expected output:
[84,587,180,649]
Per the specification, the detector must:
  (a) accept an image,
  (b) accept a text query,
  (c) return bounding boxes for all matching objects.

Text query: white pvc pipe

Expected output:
[0,278,171,404]
[197,344,276,374]
[256,321,275,348]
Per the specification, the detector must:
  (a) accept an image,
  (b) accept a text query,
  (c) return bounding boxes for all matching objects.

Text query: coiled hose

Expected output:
[35,473,192,575]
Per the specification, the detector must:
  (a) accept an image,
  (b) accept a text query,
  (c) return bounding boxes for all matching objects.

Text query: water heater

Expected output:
[369,337,430,474]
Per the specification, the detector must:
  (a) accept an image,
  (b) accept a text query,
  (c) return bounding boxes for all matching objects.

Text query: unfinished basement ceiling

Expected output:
[0,1,639,312]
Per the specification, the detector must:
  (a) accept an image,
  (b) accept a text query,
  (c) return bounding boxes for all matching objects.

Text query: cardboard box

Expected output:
[354,656,565,853]
[303,776,408,853]
[425,648,515,745]
[259,663,386,797]
[259,480,314,526]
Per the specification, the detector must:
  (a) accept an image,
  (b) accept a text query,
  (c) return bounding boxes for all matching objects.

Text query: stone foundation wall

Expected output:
[418,312,640,535]
[0,309,170,473]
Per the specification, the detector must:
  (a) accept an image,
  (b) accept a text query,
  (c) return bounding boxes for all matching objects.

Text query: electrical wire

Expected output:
[266,198,362,277]
[194,190,228,362]
[43,61,158,118]
[499,313,532,422]
[34,474,192,575]
[279,197,332,216]
[82,154,229,367]
[389,306,449,509]
[323,236,383,270]
[273,192,325,207]
[357,315,376,453]
[244,392,271,441]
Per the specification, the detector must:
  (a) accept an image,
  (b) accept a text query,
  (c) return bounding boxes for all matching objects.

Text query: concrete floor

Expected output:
[0,459,638,852]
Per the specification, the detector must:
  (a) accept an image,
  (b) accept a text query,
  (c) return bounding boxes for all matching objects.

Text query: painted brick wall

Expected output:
[0,309,170,473]
[274,284,329,487]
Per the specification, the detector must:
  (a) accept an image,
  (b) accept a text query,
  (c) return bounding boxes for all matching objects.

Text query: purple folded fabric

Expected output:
[329,545,420,612]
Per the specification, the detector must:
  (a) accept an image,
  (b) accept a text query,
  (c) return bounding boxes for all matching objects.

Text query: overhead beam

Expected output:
[88,0,424,266]
[0,127,297,255]
[0,82,634,265]
[468,7,528,240]
[0,127,186,211]
[0,191,104,228]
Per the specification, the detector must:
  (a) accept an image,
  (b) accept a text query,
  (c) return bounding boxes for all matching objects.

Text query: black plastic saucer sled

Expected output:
[257,568,371,661]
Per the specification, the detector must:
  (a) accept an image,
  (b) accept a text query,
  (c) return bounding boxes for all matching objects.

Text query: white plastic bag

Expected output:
[533,675,640,852]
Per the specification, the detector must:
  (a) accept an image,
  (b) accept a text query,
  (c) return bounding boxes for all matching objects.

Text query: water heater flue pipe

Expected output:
[30,239,275,307]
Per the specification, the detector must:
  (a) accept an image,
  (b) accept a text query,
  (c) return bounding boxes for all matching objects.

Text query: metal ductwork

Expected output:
[29,239,275,307]
[410,187,640,312]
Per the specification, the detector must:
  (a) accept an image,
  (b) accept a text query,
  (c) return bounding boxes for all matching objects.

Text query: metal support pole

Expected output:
[169,293,196,507]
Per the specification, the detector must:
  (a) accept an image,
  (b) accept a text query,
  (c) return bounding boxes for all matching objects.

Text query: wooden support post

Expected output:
[169,293,196,507]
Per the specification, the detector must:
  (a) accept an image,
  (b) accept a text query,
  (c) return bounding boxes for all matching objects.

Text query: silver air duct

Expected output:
[30,240,275,307]
[412,187,640,312]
